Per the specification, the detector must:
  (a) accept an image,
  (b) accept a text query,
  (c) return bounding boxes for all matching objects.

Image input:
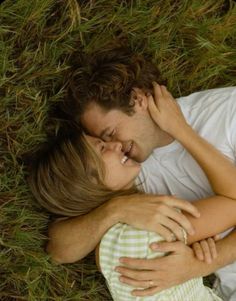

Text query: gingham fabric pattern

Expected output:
[99,223,222,301]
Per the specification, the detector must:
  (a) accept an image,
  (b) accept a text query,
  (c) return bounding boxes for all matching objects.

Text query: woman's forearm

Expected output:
[186,196,236,245]
[177,125,236,200]
[46,199,119,264]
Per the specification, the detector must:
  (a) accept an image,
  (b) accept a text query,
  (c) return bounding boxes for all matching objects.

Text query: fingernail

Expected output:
[119,257,125,263]
[146,92,151,97]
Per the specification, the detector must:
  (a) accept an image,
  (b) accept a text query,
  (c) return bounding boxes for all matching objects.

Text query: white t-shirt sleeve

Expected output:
[226,88,236,159]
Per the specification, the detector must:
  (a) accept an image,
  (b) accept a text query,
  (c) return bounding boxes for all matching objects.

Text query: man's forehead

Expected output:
[82,103,115,136]
[83,103,122,124]
[84,101,107,115]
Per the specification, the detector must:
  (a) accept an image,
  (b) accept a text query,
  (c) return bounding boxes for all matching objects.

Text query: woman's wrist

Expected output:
[173,123,195,143]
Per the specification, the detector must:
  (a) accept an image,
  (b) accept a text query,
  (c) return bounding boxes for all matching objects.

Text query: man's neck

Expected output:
[154,128,175,148]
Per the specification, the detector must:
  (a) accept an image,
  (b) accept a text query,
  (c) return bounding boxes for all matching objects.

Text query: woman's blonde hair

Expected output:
[28,129,137,217]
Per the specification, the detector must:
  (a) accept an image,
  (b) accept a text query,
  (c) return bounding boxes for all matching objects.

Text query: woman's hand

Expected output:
[147,82,190,138]
[191,235,220,264]
[111,194,200,242]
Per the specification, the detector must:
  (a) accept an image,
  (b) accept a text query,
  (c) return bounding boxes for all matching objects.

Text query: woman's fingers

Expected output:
[147,93,160,124]
[192,242,204,261]
[200,240,212,263]
[153,82,173,105]
[152,81,163,106]
[160,84,173,99]
[206,237,218,260]
[192,238,218,263]
[149,82,189,137]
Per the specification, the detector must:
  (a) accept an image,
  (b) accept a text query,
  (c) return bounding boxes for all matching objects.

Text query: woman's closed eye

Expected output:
[99,142,105,153]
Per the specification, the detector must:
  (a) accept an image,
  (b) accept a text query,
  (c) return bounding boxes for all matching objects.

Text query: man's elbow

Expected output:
[46,227,78,264]
[46,240,66,265]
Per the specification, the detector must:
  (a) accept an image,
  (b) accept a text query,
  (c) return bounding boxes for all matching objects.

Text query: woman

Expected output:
[28,85,236,300]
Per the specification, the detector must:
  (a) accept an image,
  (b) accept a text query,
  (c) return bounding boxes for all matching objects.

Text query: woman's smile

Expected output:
[86,135,141,190]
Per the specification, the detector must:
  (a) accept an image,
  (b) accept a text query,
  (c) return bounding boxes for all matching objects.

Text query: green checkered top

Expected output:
[99,223,222,301]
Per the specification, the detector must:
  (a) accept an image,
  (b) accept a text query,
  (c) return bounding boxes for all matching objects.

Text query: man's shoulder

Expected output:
[177,86,236,108]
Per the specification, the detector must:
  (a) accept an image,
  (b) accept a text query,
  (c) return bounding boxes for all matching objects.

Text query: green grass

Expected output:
[1,0,236,299]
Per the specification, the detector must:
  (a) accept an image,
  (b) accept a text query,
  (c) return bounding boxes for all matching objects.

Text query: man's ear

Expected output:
[131,87,148,111]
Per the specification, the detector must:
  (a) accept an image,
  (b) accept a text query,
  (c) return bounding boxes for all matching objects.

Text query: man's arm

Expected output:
[47,194,199,264]
[116,229,236,297]
[47,199,117,264]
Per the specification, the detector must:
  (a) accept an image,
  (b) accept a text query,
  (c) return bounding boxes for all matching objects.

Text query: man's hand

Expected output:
[46,193,199,264]
[114,194,200,242]
[115,241,211,297]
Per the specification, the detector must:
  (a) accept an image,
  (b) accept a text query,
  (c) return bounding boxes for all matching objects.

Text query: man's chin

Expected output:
[133,151,152,163]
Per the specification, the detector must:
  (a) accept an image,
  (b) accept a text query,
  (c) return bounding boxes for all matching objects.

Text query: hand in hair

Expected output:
[147,82,189,138]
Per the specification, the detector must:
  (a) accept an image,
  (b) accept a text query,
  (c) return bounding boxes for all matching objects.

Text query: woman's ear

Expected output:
[132,87,148,111]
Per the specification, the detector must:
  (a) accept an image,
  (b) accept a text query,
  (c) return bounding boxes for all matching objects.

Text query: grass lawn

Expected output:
[1,0,236,300]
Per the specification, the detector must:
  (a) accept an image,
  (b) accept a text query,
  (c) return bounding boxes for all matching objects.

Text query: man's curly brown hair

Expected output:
[64,46,166,122]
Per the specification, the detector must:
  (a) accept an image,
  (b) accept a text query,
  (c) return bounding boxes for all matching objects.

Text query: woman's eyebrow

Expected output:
[95,139,104,149]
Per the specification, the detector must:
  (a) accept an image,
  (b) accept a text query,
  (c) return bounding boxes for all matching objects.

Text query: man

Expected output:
[48,47,236,300]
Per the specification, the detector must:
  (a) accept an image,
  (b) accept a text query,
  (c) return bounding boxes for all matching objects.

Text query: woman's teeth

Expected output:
[121,156,128,164]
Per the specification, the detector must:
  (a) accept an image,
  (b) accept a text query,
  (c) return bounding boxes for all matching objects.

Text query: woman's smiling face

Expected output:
[86,135,141,190]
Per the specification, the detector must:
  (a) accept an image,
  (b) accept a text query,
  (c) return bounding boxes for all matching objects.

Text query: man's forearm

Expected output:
[46,200,119,264]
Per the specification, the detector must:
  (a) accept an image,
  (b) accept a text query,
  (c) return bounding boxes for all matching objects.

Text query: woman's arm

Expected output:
[185,196,235,244]
[177,126,236,201]
[148,83,236,201]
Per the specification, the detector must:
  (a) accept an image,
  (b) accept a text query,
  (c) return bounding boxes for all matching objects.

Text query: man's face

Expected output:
[81,89,160,162]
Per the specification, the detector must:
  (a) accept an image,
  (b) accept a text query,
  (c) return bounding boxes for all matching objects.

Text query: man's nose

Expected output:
[106,141,123,152]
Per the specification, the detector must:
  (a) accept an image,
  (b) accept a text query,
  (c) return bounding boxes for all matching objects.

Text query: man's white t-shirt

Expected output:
[138,86,236,301]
